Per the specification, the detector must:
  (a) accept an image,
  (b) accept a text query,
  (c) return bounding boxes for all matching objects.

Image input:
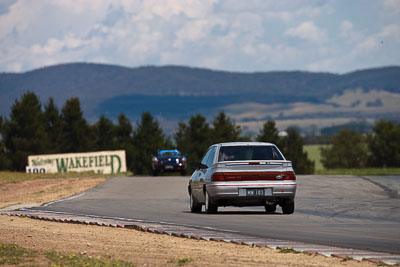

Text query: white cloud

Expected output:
[339,20,364,44]
[174,18,225,48]
[381,0,400,14]
[285,21,328,43]
[307,58,336,72]
[0,0,398,73]
[379,24,400,41]
[0,0,41,38]
[340,21,354,38]
[31,34,89,55]
[356,24,400,53]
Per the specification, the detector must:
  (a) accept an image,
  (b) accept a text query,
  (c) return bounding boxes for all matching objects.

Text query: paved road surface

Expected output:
[31,175,400,253]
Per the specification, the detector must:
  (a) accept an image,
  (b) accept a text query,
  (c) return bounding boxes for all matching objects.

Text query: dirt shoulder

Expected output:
[0,177,105,209]
[0,177,377,266]
[0,215,377,267]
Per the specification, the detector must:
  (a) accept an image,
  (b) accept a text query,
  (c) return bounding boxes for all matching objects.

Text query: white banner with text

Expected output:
[28,150,127,174]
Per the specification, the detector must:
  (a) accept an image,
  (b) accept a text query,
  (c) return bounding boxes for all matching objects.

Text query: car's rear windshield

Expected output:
[158,150,181,156]
[218,145,284,162]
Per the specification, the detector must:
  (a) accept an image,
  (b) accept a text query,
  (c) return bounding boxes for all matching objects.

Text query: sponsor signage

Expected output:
[28,150,127,174]
[26,166,47,174]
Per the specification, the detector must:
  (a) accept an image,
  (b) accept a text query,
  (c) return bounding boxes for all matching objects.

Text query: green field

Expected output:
[303,144,327,171]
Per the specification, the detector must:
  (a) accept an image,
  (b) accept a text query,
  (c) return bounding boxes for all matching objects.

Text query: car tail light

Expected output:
[182,157,186,165]
[211,172,225,181]
[152,157,159,164]
[283,171,296,180]
[211,171,296,181]
[211,173,246,181]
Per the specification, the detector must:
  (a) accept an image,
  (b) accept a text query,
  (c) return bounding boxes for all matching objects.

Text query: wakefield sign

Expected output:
[28,150,127,174]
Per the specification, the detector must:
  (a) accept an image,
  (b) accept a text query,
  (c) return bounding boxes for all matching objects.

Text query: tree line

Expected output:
[321,121,400,169]
[0,92,315,174]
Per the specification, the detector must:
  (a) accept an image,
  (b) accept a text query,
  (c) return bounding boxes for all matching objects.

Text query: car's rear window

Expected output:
[218,145,284,162]
[158,150,181,156]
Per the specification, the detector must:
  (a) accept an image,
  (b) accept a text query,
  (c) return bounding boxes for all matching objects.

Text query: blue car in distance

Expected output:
[152,149,187,176]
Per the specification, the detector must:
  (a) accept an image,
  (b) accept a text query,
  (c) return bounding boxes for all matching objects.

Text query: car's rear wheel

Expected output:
[265,204,277,213]
[205,190,218,214]
[281,200,295,214]
[152,170,159,176]
[190,192,202,213]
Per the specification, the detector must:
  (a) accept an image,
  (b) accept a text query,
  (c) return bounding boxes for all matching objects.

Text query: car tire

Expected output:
[205,190,218,214]
[281,200,295,214]
[152,170,159,176]
[265,204,277,213]
[190,192,202,213]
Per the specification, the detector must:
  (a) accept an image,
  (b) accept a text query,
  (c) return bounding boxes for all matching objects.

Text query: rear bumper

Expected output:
[153,164,185,171]
[206,180,296,203]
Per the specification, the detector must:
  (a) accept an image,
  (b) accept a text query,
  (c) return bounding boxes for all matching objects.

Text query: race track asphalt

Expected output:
[30,175,400,253]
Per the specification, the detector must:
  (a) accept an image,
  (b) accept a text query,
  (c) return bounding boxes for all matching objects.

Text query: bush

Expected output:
[321,129,369,169]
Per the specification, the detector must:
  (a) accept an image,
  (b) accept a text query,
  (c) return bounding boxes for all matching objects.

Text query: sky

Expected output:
[0,0,399,74]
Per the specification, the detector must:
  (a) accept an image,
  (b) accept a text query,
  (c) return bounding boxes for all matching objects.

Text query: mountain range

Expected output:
[1,63,399,136]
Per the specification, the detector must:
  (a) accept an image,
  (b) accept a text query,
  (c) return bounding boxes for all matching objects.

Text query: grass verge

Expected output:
[315,168,400,175]
[0,171,129,185]
[0,243,36,265]
[279,247,300,254]
[45,250,134,267]
[0,242,134,267]
[167,257,194,266]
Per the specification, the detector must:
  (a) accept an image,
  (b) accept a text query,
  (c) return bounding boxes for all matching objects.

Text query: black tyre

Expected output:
[190,192,202,213]
[265,204,277,213]
[152,170,159,176]
[281,200,295,214]
[205,190,218,214]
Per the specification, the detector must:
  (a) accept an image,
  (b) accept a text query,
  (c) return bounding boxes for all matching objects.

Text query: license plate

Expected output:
[165,166,173,170]
[246,188,265,196]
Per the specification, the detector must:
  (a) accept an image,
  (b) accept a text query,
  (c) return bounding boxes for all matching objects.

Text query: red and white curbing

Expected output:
[2,210,399,266]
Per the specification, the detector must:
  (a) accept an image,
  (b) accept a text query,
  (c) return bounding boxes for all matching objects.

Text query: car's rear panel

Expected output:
[206,160,296,205]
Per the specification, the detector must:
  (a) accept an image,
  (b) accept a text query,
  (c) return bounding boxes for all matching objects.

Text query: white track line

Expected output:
[43,193,85,206]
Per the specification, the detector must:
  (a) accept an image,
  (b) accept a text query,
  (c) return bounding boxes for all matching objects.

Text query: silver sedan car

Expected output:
[188,142,296,214]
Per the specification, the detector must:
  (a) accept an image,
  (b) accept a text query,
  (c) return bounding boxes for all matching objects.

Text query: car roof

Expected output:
[215,142,276,147]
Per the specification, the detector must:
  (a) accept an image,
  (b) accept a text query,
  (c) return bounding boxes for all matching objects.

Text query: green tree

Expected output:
[281,128,315,174]
[131,112,167,174]
[256,120,281,147]
[0,116,12,170]
[60,98,94,153]
[44,98,63,153]
[175,114,211,171]
[115,113,135,171]
[94,115,116,150]
[321,128,368,169]
[0,139,11,170]
[1,92,49,170]
[368,120,400,167]
[210,111,242,144]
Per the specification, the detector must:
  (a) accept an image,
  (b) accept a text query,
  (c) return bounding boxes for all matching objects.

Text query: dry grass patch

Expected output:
[0,177,105,208]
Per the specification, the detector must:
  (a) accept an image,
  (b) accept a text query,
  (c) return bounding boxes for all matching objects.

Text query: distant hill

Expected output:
[1,63,399,135]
